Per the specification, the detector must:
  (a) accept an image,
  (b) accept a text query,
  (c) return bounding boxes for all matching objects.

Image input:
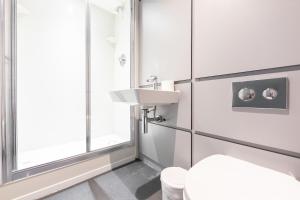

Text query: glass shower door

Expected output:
[16,0,86,169]
[10,0,133,175]
[90,0,132,151]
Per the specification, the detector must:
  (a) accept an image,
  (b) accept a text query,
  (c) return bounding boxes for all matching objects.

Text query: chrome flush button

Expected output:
[262,88,278,100]
[238,88,256,102]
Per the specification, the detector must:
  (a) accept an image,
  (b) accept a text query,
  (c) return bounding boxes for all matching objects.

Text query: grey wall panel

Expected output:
[193,0,300,78]
[193,71,300,153]
[193,134,300,179]
[139,123,191,169]
[139,0,191,85]
[155,83,191,130]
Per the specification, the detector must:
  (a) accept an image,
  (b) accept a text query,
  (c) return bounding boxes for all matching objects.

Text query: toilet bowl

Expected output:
[184,155,300,200]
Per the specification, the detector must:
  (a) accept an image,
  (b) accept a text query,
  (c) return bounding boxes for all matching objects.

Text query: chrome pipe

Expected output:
[141,106,166,134]
[142,109,148,134]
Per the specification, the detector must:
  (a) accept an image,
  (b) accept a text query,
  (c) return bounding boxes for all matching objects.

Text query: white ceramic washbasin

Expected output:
[109,88,180,106]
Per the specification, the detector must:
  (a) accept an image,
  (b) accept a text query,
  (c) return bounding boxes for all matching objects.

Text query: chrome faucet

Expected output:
[146,75,158,90]
[141,106,166,134]
[142,76,165,133]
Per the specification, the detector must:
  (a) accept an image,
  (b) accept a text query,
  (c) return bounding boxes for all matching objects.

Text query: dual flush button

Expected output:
[238,87,278,102]
[232,78,287,109]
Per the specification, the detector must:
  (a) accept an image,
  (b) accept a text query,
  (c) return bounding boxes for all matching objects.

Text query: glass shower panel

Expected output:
[90,0,131,150]
[16,0,86,169]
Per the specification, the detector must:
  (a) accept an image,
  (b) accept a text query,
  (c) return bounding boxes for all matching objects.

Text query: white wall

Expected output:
[112,0,132,141]
[192,0,300,178]
[139,0,191,85]
[193,0,300,77]
[90,5,115,140]
[139,0,192,169]
[194,71,300,153]
[193,135,300,179]
[112,0,131,90]
[139,0,300,179]
[140,123,191,169]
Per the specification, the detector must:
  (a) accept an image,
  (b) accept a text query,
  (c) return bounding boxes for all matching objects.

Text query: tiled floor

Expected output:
[42,161,162,200]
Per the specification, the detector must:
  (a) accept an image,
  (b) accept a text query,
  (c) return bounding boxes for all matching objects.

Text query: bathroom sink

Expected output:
[109,88,180,105]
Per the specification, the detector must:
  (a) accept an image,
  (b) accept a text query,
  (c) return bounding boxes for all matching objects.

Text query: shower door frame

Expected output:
[0,0,138,183]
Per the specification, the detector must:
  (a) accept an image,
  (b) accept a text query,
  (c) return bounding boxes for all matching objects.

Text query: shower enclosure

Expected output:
[0,0,136,182]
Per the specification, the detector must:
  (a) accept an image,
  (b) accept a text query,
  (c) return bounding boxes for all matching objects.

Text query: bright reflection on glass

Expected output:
[16,0,86,169]
[15,0,132,170]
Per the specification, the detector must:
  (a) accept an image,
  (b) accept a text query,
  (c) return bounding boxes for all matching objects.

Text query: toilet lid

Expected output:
[184,155,300,200]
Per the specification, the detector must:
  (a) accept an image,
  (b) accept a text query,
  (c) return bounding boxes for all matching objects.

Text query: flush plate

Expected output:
[232,78,288,109]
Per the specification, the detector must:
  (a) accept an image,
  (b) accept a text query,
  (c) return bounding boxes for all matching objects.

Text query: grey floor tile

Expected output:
[43,182,95,200]
[42,161,162,200]
[93,172,137,200]
[87,179,111,200]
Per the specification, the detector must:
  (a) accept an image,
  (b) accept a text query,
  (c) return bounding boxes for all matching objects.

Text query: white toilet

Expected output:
[184,155,300,200]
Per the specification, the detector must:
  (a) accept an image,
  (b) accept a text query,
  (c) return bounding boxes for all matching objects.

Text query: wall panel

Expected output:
[155,83,191,130]
[139,0,191,84]
[193,71,300,153]
[193,0,300,78]
[139,123,191,169]
[193,134,300,179]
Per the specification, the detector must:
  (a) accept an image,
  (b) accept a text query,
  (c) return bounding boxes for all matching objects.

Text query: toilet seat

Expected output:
[184,155,300,200]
